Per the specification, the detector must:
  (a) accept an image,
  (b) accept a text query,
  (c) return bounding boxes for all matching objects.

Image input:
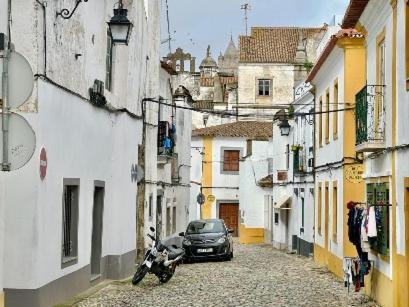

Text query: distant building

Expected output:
[190,121,273,244]
[237,27,325,118]
[163,38,239,129]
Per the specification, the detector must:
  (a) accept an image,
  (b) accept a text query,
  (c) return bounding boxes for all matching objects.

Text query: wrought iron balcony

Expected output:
[355,85,386,152]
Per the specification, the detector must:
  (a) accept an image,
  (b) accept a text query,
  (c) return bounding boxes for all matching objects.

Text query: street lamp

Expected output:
[279,119,291,136]
[107,1,133,45]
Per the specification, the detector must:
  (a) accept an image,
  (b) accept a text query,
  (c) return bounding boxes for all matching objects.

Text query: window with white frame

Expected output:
[258,79,271,96]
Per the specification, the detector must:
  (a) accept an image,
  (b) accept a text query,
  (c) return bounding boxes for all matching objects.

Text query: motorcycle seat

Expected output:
[167,246,185,260]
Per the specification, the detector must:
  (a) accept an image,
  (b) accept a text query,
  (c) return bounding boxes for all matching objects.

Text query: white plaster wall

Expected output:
[2,82,140,289]
[0,0,161,291]
[238,64,295,105]
[239,140,273,229]
[190,138,203,221]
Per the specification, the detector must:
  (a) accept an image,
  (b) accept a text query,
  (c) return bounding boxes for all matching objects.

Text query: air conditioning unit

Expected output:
[89,79,106,107]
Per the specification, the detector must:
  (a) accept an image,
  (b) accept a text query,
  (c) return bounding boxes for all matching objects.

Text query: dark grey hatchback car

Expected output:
[179,219,234,262]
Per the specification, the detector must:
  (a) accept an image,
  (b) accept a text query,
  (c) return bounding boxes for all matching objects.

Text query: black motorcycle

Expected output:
[132,227,185,285]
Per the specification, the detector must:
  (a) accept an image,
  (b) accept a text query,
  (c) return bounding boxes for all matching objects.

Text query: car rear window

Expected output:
[186,221,225,234]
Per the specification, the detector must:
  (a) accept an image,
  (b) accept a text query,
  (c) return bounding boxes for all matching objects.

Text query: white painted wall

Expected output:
[240,140,273,229]
[190,138,203,221]
[0,0,161,295]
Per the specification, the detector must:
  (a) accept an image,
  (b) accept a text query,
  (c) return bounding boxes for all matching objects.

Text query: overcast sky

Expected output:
[160,0,350,65]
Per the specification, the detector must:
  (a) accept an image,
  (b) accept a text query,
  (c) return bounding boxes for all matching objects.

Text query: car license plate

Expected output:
[144,260,152,268]
[197,248,213,253]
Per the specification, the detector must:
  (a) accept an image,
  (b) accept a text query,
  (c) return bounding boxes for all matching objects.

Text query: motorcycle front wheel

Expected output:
[132,264,149,285]
[158,271,174,283]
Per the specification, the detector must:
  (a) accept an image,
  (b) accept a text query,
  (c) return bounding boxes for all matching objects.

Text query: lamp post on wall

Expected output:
[279,119,291,136]
[107,0,133,45]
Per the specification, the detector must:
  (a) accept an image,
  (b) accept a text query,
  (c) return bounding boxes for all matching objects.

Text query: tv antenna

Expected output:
[241,3,251,36]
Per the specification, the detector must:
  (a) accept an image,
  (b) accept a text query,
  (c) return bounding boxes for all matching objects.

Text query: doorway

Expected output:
[91,182,105,279]
[219,203,239,237]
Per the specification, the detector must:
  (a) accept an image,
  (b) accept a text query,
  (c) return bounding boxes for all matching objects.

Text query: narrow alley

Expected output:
[72,243,376,307]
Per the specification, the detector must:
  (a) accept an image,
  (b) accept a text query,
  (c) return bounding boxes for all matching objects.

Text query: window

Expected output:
[62,180,79,267]
[367,183,390,256]
[274,212,279,225]
[258,79,271,96]
[333,80,338,139]
[325,89,330,144]
[223,150,240,172]
[332,182,338,243]
[148,194,153,219]
[172,206,176,234]
[301,197,305,228]
[317,184,322,235]
[105,29,113,91]
[166,206,171,236]
[319,97,323,147]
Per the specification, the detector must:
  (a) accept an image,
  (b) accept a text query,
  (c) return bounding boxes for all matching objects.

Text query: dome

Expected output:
[199,45,218,69]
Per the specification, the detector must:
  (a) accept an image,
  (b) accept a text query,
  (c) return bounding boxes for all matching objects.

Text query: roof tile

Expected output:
[192,121,272,139]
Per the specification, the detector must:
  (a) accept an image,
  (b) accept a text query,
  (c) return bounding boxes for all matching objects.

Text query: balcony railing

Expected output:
[355,85,386,152]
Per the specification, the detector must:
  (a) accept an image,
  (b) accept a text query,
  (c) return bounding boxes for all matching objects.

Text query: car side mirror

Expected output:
[228,229,234,234]
[178,232,185,237]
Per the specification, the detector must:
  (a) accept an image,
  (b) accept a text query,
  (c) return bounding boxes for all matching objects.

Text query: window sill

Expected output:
[62,256,78,268]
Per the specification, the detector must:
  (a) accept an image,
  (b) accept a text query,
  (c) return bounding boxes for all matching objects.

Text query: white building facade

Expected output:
[271,82,315,256]
[0,0,162,306]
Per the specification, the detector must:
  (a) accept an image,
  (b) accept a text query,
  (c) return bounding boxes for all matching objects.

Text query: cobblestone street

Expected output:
[75,243,378,307]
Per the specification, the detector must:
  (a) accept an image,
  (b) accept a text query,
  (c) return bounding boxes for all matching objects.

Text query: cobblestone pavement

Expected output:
[76,243,378,307]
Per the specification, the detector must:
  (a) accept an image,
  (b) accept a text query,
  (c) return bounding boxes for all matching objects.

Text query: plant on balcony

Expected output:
[291,144,303,152]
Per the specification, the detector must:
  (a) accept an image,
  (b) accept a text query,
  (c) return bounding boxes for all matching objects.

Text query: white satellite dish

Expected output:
[0,112,36,170]
[0,51,34,109]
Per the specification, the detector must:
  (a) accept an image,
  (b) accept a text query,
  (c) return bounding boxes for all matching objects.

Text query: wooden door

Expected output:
[219,203,239,237]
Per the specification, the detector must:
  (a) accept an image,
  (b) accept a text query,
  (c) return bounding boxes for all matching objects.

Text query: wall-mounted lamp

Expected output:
[107,0,133,45]
[56,0,88,19]
[278,119,291,136]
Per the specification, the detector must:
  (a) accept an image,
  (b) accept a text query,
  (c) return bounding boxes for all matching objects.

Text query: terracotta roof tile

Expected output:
[341,0,369,29]
[192,121,272,138]
[239,27,322,63]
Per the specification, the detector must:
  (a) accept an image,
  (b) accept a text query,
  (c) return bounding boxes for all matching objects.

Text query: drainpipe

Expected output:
[35,0,47,76]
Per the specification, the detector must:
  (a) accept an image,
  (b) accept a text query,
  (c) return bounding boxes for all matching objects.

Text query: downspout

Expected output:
[36,0,47,76]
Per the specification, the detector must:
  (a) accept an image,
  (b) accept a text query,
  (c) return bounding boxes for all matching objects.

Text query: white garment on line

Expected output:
[367,206,377,238]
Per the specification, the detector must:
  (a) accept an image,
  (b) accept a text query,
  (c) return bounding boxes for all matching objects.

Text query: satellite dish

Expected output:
[0,51,34,109]
[0,112,36,170]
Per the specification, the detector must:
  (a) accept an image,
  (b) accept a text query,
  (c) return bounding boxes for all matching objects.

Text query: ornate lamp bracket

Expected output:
[56,0,89,19]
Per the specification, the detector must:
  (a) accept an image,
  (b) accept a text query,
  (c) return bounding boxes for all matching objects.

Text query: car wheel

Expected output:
[230,251,234,258]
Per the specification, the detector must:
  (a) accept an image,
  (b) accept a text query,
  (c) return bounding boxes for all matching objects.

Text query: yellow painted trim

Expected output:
[339,35,366,258]
[317,183,322,235]
[364,267,393,307]
[324,183,329,250]
[319,96,323,148]
[366,176,390,184]
[325,88,330,144]
[333,79,339,140]
[314,243,343,278]
[202,137,213,219]
[332,181,338,243]
[391,3,399,306]
[375,28,386,134]
[0,291,4,307]
[239,224,264,244]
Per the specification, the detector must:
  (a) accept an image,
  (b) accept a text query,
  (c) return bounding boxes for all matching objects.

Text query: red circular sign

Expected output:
[40,148,47,180]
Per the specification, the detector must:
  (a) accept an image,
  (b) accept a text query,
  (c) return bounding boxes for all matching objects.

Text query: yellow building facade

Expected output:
[308,0,409,305]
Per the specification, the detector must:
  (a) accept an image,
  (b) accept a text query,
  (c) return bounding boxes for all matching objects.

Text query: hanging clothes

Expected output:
[367,206,377,238]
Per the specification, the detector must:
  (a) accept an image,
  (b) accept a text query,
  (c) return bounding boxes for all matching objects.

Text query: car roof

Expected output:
[189,219,224,223]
